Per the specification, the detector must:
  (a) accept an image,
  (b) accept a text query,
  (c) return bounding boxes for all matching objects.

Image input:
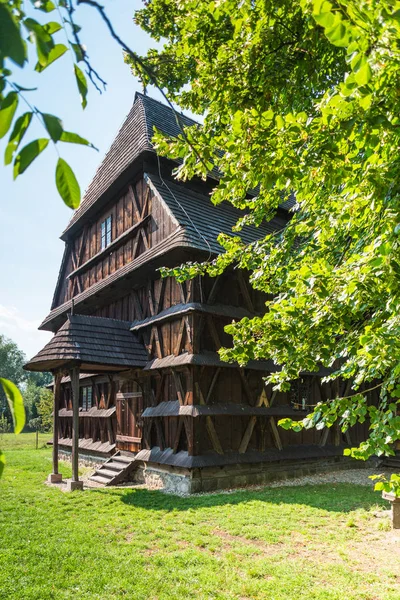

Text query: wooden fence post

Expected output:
[48,371,62,484]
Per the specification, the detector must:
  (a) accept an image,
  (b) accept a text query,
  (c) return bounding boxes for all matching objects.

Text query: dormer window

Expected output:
[101,216,112,250]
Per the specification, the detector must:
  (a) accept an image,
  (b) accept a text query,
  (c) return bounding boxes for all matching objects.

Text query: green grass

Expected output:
[1,433,399,600]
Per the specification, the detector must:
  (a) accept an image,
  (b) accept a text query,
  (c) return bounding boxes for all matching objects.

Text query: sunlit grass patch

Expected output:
[0,433,398,600]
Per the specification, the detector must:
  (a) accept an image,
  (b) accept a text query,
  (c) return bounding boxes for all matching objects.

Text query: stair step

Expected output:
[104,461,126,472]
[112,454,134,464]
[90,475,113,485]
[97,468,120,478]
[108,457,133,467]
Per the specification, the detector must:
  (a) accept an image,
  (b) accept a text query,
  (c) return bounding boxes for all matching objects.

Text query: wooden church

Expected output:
[25,93,372,493]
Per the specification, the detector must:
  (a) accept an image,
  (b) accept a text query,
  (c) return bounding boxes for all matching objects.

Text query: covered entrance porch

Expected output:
[24,314,147,490]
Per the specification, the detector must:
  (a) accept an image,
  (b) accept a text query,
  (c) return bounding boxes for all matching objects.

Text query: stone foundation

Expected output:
[132,456,367,495]
[59,449,106,469]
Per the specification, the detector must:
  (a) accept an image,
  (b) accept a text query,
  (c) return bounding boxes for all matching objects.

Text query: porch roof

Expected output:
[24,314,148,373]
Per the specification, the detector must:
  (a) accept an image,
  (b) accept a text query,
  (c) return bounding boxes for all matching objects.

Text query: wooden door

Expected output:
[116,387,143,453]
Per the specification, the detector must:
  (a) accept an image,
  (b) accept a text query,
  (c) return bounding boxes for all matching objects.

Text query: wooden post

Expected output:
[67,365,83,491]
[48,371,62,483]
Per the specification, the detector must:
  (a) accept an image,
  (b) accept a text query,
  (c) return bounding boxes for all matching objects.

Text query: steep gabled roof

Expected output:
[63,93,197,237]
[146,173,287,254]
[24,314,147,372]
[63,93,294,238]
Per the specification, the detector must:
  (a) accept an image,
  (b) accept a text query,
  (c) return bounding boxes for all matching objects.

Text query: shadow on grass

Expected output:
[112,482,385,514]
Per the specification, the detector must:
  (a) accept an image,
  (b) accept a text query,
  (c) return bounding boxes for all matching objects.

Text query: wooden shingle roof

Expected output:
[63,93,294,238]
[24,314,147,372]
[146,173,287,254]
[63,93,197,237]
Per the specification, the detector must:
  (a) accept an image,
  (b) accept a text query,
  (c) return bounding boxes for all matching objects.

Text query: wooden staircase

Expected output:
[89,451,137,486]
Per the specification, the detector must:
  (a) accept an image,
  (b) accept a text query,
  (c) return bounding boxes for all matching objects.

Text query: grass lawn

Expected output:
[1,433,399,600]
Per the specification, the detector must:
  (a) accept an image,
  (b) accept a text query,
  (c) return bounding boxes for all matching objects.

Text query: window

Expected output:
[101,216,112,250]
[80,386,93,411]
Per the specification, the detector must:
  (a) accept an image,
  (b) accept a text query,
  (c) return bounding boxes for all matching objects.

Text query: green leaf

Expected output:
[313,10,335,29]
[5,112,33,165]
[43,21,62,35]
[354,62,372,85]
[42,113,63,142]
[0,4,26,66]
[55,158,81,208]
[71,42,84,63]
[74,64,88,109]
[34,0,56,12]
[24,18,54,66]
[0,378,25,434]
[35,43,67,72]
[60,131,97,149]
[325,22,349,47]
[0,92,19,139]
[13,138,49,178]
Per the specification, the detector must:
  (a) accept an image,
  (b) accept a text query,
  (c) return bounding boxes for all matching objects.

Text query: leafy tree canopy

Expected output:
[0,334,26,389]
[127,0,400,462]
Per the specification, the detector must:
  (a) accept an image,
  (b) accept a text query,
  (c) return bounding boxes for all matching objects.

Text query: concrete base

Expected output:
[382,491,400,529]
[48,473,62,484]
[66,480,84,492]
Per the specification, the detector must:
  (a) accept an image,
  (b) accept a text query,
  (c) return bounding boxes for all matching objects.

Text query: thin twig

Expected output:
[75,0,209,172]
[65,0,107,93]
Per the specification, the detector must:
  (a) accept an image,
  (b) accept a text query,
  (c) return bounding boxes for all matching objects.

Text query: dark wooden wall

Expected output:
[54,179,376,462]
[54,176,177,308]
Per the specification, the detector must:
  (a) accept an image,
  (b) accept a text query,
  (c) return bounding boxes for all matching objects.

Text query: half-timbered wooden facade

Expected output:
[25,93,374,493]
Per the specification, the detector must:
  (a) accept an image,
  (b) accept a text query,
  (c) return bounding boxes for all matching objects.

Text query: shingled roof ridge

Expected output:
[134,91,199,129]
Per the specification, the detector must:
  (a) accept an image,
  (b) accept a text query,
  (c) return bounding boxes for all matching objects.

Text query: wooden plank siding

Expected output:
[56,178,177,308]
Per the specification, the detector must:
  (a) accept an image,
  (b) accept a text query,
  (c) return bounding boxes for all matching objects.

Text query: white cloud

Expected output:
[0,305,52,359]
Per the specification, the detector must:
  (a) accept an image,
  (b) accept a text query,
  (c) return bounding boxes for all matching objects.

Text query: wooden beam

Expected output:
[239,387,282,454]
[195,382,224,455]
[141,186,150,219]
[70,366,80,484]
[186,279,193,303]
[238,368,254,406]
[172,419,183,453]
[239,416,256,454]
[173,371,186,406]
[205,368,221,404]
[269,418,283,451]
[154,278,165,315]
[129,184,141,222]
[174,318,186,356]
[261,388,282,451]
[50,371,62,480]
[132,290,143,320]
[207,315,221,351]
[207,275,220,304]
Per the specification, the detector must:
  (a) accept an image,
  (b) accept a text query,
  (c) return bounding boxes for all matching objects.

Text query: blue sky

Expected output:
[0,0,165,359]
